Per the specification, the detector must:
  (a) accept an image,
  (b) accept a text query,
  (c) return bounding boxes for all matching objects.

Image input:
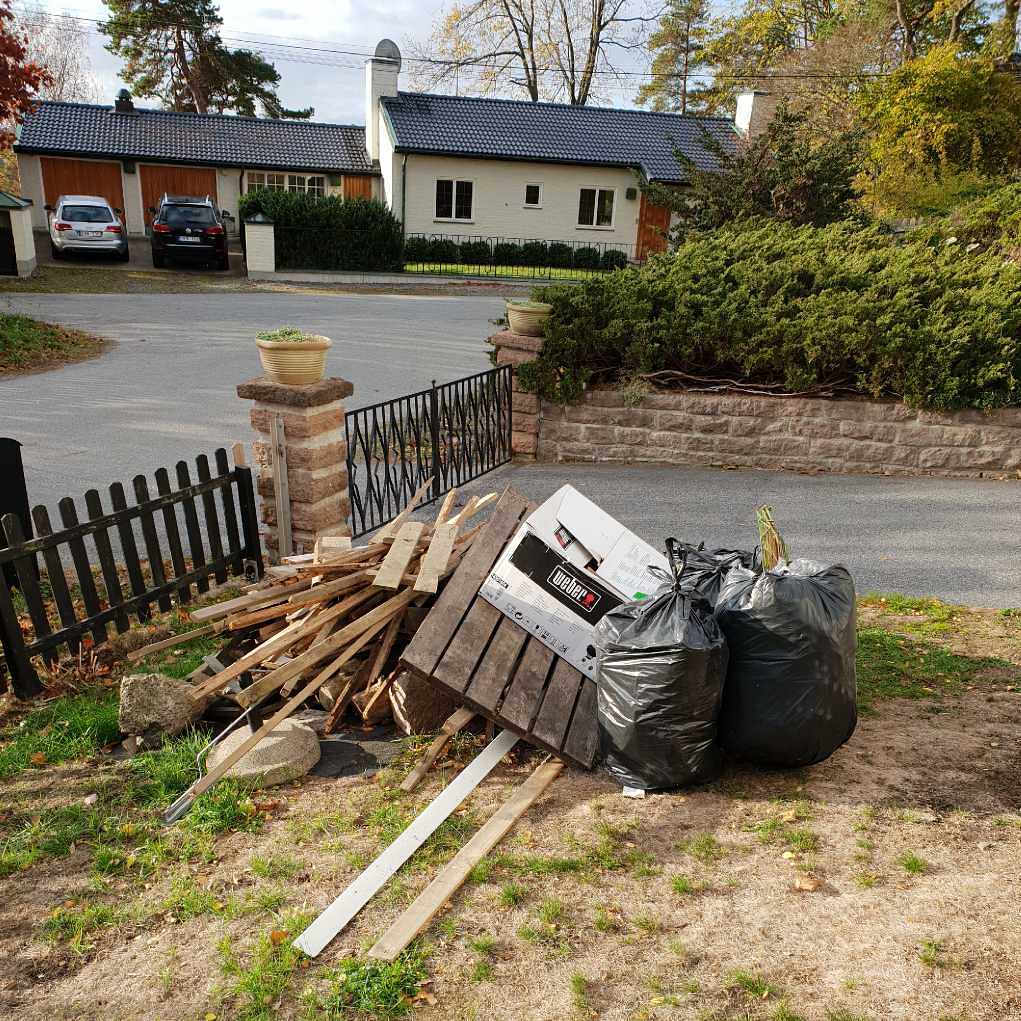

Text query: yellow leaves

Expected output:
[269,929,287,946]
[29,751,47,766]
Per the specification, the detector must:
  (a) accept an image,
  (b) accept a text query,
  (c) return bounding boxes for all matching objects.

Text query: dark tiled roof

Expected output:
[15,101,376,175]
[381,92,738,182]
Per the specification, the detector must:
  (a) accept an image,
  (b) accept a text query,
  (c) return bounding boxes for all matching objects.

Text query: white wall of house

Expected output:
[122,167,144,231]
[18,154,47,229]
[378,111,400,214]
[397,153,642,250]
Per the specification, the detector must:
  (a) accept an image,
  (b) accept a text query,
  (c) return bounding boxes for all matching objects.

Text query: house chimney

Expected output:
[113,88,136,114]
[734,90,778,139]
[365,39,401,162]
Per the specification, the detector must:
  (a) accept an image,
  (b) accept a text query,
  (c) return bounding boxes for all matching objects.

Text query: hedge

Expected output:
[401,235,631,272]
[237,191,403,271]
[519,218,1021,411]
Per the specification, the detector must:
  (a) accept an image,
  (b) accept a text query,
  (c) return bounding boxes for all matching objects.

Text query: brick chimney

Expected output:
[734,90,778,139]
[365,39,401,162]
[113,88,136,114]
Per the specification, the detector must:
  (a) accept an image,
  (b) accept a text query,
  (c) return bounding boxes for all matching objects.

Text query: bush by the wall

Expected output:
[519,218,1021,411]
[573,246,601,269]
[403,236,431,262]
[428,238,459,263]
[601,249,629,271]
[238,191,403,271]
[521,241,549,266]
[547,242,574,268]
[458,240,492,264]
[493,242,524,265]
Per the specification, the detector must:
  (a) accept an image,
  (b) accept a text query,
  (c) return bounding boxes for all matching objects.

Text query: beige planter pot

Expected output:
[506,300,552,338]
[256,335,332,385]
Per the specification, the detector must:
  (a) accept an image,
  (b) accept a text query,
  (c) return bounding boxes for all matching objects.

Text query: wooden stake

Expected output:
[373,522,425,589]
[372,478,433,542]
[369,757,564,961]
[413,522,457,594]
[126,623,216,662]
[271,413,293,558]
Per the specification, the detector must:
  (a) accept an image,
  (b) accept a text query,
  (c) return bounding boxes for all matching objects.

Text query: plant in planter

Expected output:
[256,326,332,385]
[506,299,553,337]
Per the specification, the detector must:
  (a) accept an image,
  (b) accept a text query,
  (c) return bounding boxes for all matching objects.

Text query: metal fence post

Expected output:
[429,379,441,502]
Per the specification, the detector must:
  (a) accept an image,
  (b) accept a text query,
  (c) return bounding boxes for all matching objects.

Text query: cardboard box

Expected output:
[479,486,668,678]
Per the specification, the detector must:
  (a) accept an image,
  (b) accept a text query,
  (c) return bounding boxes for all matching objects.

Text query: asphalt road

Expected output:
[2,291,1018,607]
[0,291,498,502]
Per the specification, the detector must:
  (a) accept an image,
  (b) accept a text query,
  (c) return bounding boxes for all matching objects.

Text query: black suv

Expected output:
[149,194,230,270]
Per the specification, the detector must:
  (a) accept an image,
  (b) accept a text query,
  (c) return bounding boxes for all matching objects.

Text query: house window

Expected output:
[248,172,323,195]
[306,176,326,196]
[524,183,542,208]
[435,179,473,221]
[578,187,614,228]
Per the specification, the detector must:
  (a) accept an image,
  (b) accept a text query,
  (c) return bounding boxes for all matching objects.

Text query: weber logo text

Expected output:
[547,566,601,612]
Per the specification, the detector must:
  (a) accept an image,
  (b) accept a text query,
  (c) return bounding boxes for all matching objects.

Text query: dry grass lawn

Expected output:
[1,597,1019,1021]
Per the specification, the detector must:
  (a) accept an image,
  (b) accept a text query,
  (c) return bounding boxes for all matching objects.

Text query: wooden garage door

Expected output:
[140,165,217,226]
[342,175,373,200]
[41,157,126,225]
[636,191,672,261]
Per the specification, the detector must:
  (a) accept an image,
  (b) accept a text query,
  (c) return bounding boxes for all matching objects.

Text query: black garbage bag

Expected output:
[674,543,758,605]
[594,540,729,790]
[715,559,857,768]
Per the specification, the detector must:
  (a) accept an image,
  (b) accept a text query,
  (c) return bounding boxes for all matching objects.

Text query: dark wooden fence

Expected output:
[0,447,262,698]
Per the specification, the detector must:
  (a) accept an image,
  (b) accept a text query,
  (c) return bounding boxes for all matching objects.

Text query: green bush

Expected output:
[494,242,524,265]
[428,238,459,263]
[519,218,1021,410]
[403,236,431,263]
[601,249,629,271]
[548,242,574,268]
[521,240,549,266]
[909,181,1021,253]
[458,240,492,264]
[238,191,403,271]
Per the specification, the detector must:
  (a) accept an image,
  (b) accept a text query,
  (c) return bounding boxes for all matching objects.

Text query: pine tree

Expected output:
[637,0,714,114]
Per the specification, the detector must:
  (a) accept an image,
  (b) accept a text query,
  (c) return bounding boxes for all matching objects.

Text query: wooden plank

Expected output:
[293,728,519,958]
[196,454,228,585]
[214,448,243,573]
[132,476,173,613]
[175,461,209,596]
[369,757,564,961]
[433,596,503,695]
[83,490,130,634]
[313,534,352,563]
[373,521,425,590]
[271,414,293,558]
[0,569,40,697]
[356,611,405,720]
[0,513,54,658]
[463,615,528,713]
[154,467,191,603]
[400,706,476,792]
[561,677,599,768]
[107,483,149,623]
[433,488,458,525]
[401,488,528,679]
[530,659,585,754]
[372,477,433,542]
[232,441,247,466]
[413,522,457,594]
[189,578,310,622]
[499,640,556,733]
[31,505,80,651]
[126,623,217,662]
[447,492,496,525]
[57,496,108,643]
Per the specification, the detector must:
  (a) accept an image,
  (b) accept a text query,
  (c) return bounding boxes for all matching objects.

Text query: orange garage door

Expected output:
[41,157,126,225]
[140,164,217,226]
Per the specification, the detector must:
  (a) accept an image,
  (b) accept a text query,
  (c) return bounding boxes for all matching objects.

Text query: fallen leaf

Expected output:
[794,875,822,892]
[782,851,796,860]
[269,930,287,946]
[30,752,47,766]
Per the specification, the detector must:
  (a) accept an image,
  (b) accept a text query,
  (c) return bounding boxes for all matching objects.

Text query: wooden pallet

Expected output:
[400,488,598,769]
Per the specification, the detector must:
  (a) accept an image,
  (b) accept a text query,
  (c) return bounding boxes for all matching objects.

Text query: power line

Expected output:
[11,4,891,81]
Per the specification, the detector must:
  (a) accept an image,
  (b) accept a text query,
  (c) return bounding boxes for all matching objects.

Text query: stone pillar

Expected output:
[8,200,36,277]
[244,214,275,275]
[490,329,544,460]
[237,376,353,559]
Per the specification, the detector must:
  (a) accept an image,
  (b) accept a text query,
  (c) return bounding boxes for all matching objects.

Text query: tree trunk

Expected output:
[174,26,206,113]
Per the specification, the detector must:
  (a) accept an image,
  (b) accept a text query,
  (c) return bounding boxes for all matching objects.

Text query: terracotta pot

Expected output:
[506,300,552,338]
[256,334,332,385]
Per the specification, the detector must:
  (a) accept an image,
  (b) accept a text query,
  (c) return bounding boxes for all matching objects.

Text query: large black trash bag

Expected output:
[715,559,857,768]
[674,543,757,605]
[594,540,729,790]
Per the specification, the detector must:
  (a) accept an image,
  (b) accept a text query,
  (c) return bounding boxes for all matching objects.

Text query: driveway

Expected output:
[0,291,498,505]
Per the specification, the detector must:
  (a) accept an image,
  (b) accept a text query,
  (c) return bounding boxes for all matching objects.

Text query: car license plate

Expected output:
[78,230,104,237]
[178,236,202,243]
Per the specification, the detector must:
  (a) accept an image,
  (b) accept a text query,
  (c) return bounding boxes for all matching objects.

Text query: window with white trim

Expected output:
[248,171,285,192]
[435,178,473,221]
[523,182,542,208]
[248,172,324,195]
[578,187,615,227]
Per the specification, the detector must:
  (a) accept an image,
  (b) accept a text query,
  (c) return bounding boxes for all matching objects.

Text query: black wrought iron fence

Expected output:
[0,448,262,698]
[345,366,513,537]
[403,233,634,280]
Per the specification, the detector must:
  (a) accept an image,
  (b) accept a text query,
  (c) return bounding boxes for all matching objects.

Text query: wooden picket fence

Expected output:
[0,447,262,698]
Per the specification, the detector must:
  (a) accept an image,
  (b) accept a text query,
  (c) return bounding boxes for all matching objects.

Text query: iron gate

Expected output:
[345,365,513,537]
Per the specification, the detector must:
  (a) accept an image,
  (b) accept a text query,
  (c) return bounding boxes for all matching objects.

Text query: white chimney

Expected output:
[734,90,778,140]
[365,39,401,162]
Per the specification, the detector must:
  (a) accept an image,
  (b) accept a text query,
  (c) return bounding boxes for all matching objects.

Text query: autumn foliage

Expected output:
[0,0,51,144]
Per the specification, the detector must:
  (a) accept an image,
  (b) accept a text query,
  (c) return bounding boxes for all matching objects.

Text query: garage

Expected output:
[140,164,217,227]
[40,157,127,226]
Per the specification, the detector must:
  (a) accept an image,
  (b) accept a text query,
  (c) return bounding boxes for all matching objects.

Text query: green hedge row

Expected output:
[238,191,403,271]
[404,236,629,271]
[519,218,1021,411]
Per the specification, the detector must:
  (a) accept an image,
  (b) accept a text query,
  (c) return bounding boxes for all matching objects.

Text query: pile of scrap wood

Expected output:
[133,483,497,821]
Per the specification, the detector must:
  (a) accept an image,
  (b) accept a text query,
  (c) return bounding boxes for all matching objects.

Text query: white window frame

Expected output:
[434,178,474,223]
[247,171,324,195]
[523,182,543,209]
[577,186,616,230]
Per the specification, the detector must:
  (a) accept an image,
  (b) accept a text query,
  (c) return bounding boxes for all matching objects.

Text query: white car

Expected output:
[46,195,129,261]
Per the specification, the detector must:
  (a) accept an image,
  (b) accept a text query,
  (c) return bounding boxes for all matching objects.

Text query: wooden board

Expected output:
[369,756,564,961]
[41,157,126,224]
[400,487,599,769]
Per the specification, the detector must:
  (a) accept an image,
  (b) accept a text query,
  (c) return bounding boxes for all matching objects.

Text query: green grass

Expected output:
[498,882,526,907]
[0,313,108,373]
[918,939,945,967]
[303,947,427,1020]
[728,969,779,999]
[0,688,120,779]
[855,628,1014,712]
[250,853,301,880]
[898,851,929,875]
[570,972,591,1012]
[217,912,312,1021]
[42,901,121,954]
[678,832,726,864]
[861,593,959,633]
